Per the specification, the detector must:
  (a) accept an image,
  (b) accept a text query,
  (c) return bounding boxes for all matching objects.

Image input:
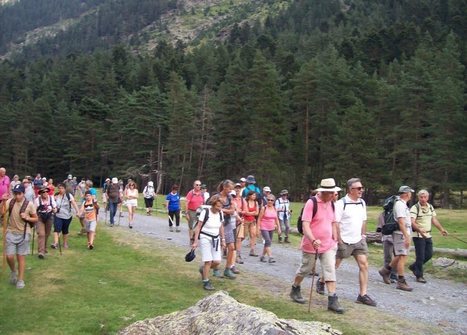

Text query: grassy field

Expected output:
[0,220,444,335]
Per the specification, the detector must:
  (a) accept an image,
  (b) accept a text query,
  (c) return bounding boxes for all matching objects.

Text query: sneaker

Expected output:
[129,225,133,229]
[223,268,236,279]
[16,280,25,289]
[316,279,326,295]
[396,279,413,291]
[378,267,391,284]
[268,257,276,263]
[356,294,377,307]
[89,244,94,250]
[38,253,45,259]
[9,271,17,285]
[50,243,57,249]
[236,256,244,264]
[169,226,174,232]
[260,256,267,263]
[416,276,427,283]
[203,280,215,291]
[146,212,150,216]
[176,227,180,232]
[249,251,259,257]
[213,269,222,277]
[231,266,240,274]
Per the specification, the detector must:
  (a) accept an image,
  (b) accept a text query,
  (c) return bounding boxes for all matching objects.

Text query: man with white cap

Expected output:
[290,178,344,314]
[106,178,121,226]
[379,185,415,291]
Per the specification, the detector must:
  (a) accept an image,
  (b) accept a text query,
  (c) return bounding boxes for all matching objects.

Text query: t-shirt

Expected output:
[0,175,11,199]
[260,206,277,231]
[198,208,223,237]
[275,197,290,222]
[410,203,436,238]
[335,195,367,244]
[143,186,156,199]
[166,192,181,211]
[55,193,75,219]
[242,184,261,198]
[6,198,36,235]
[34,195,57,214]
[83,201,97,221]
[393,199,411,235]
[107,184,120,203]
[300,196,336,254]
[185,189,204,211]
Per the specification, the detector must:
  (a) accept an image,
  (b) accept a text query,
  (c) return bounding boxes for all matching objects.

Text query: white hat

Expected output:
[148,181,154,187]
[67,174,72,179]
[398,185,414,194]
[229,190,236,196]
[112,177,118,184]
[263,186,271,192]
[315,178,341,192]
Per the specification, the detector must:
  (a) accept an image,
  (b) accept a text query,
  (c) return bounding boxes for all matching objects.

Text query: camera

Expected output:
[56,208,60,213]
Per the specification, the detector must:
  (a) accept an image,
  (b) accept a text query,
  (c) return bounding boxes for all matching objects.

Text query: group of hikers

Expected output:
[0,167,448,316]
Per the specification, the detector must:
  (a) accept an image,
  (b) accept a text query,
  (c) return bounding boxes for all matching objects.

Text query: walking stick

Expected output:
[31,225,36,255]
[58,233,62,256]
[2,210,7,272]
[308,249,319,313]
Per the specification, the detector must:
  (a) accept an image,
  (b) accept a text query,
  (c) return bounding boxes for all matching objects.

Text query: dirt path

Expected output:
[100,211,467,335]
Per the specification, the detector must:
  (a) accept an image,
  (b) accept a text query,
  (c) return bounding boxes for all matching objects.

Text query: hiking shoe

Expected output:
[89,244,94,250]
[223,268,236,279]
[396,279,413,291]
[278,236,283,243]
[38,253,45,259]
[231,266,240,274]
[284,237,291,243]
[236,256,244,264]
[176,227,180,232]
[290,285,306,304]
[9,271,17,285]
[129,225,133,229]
[378,267,391,284]
[249,251,259,257]
[356,294,377,307]
[328,294,344,314]
[268,257,276,263]
[51,243,57,249]
[169,226,174,232]
[213,269,222,277]
[416,277,427,283]
[316,279,326,295]
[203,280,215,291]
[16,280,25,289]
[260,256,267,263]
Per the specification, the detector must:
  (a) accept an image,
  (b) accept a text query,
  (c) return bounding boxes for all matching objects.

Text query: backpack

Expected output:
[379,195,400,235]
[297,196,335,235]
[197,207,223,238]
[37,196,53,222]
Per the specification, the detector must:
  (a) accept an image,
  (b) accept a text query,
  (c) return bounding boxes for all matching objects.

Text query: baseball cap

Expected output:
[13,184,25,193]
[398,185,414,194]
[263,186,271,192]
[112,177,118,184]
[240,177,247,182]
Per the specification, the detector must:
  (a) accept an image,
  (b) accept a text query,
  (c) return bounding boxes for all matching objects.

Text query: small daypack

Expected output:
[297,196,335,235]
[380,195,400,235]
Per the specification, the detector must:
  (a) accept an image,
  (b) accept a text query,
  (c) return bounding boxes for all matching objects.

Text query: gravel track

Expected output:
[101,211,467,335]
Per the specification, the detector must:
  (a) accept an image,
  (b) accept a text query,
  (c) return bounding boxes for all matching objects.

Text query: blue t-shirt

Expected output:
[166,192,180,211]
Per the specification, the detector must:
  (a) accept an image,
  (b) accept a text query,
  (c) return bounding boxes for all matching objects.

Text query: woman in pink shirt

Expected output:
[257,194,281,263]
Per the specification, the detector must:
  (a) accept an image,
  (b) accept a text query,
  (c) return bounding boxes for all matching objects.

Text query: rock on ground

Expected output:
[119,291,342,335]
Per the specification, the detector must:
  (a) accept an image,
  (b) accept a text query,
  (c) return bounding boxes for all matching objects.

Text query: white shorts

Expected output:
[86,220,97,232]
[126,199,137,208]
[199,235,222,262]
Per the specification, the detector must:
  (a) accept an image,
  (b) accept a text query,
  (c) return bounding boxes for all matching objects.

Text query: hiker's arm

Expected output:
[0,195,8,215]
[332,220,338,242]
[397,217,411,248]
[220,224,226,249]
[257,207,265,224]
[432,217,448,236]
[275,215,281,235]
[71,199,80,216]
[21,209,38,224]
[335,222,342,243]
[191,221,202,248]
[361,220,367,240]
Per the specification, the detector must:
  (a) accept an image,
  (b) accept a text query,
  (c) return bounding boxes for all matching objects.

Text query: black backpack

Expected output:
[297,196,335,235]
[380,195,401,235]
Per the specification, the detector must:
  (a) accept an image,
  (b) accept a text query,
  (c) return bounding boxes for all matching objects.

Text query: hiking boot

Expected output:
[396,278,413,291]
[278,236,283,243]
[203,280,215,291]
[260,256,267,263]
[356,294,377,307]
[38,253,45,259]
[231,266,240,274]
[268,257,276,263]
[9,271,17,285]
[328,294,344,314]
[249,250,259,257]
[16,280,25,289]
[223,268,236,279]
[213,269,222,277]
[290,285,306,304]
[284,237,290,243]
[416,277,427,283]
[316,279,326,295]
[236,255,244,264]
[378,267,391,284]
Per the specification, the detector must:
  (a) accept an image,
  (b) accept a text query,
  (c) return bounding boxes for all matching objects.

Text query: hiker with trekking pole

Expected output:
[1,184,38,289]
[289,178,344,314]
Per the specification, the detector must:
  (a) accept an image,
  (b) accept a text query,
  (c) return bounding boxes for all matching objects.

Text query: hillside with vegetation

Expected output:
[0,0,465,206]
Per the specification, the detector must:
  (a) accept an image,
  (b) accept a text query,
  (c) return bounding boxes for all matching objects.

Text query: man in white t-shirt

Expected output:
[334,178,376,307]
[379,185,414,291]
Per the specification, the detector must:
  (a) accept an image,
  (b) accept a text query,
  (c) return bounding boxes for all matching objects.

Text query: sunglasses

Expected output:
[351,187,365,191]
[194,184,201,186]
[267,199,275,202]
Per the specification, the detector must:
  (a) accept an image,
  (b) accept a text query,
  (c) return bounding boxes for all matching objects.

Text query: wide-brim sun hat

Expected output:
[246,175,256,183]
[315,178,341,192]
[263,186,271,192]
[185,249,196,262]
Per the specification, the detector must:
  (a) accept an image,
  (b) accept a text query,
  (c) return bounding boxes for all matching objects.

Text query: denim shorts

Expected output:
[54,217,72,234]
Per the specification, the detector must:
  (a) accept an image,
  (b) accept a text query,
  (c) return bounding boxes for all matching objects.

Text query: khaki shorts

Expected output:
[6,231,31,256]
[336,239,368,259]
[235,222,245,239]
[187,210,198,230]
[296,245,337,281]
[392,233,409,256]
[244,219,256,234]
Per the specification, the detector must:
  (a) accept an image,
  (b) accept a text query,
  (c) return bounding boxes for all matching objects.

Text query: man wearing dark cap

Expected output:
[379,185,415,291]
[1,184,38,289]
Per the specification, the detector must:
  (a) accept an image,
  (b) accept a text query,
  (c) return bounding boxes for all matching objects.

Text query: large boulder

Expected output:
[119,291,341,335]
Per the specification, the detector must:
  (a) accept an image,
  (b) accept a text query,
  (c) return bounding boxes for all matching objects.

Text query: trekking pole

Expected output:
[58,234,62,256]
[451,235,467,245]
[308,249,319,313]
[31,225,36,255]
[2,212,7,272]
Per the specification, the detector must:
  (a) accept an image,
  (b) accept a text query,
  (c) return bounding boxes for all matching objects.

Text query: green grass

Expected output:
[0,221,443,335]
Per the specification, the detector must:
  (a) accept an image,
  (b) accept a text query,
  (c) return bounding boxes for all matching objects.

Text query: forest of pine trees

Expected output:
[0,0,465,206]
